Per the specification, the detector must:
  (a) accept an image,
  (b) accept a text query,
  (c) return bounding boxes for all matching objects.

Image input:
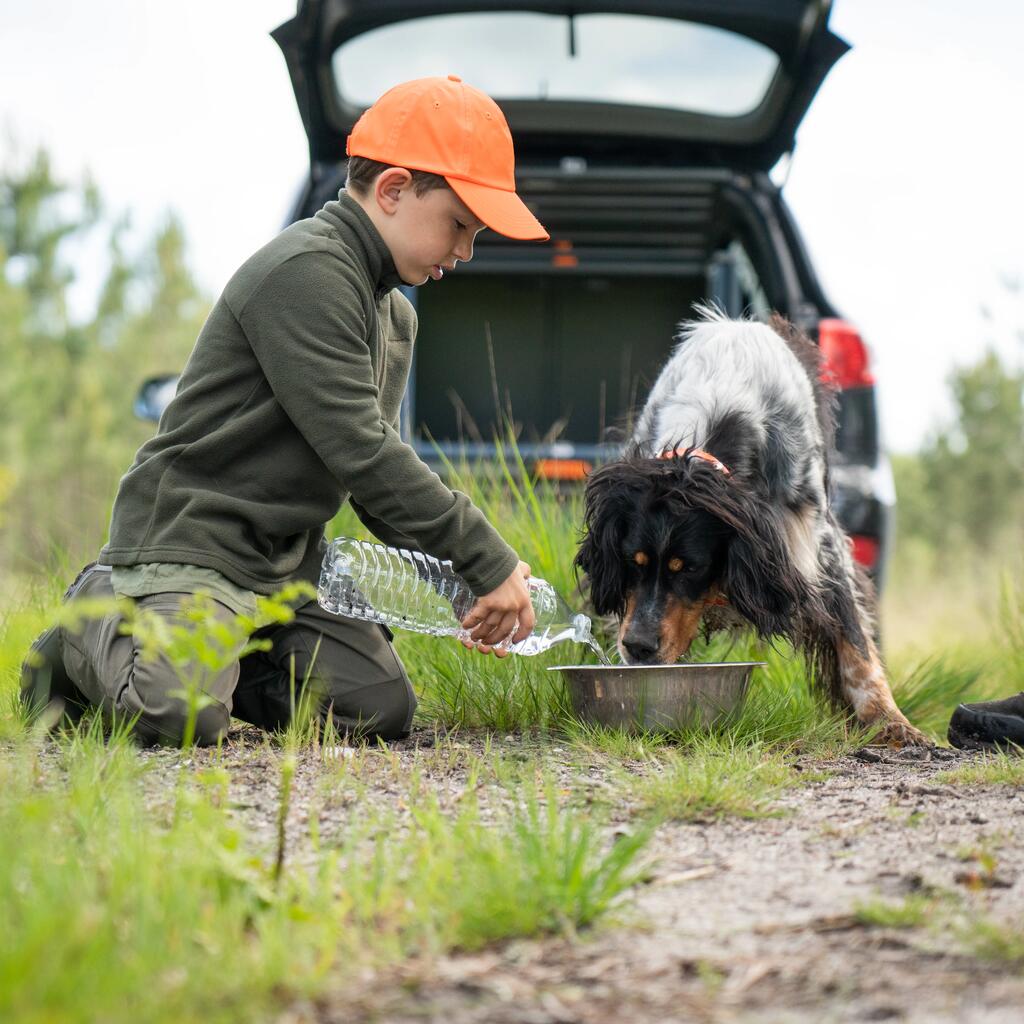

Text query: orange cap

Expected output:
[346,75,549,242]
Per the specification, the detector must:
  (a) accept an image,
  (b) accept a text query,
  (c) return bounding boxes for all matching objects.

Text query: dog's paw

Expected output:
[874,719,931,749]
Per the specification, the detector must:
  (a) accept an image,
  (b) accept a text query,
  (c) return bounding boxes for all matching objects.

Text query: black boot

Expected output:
[19,562,103,726]
[948,693,1024,752]
[20,623,88,725]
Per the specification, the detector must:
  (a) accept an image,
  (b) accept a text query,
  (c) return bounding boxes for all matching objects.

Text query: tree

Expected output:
[0,146,209,575]
[924,351,1024,548]
[893,282,1024,558]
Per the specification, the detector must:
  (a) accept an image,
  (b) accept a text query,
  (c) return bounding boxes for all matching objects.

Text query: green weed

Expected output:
[0,738,284,1024]
[0,730,651,1022]
[935,753,1024,786]
[962,918,1024,966]
[403,634,576,732]
[889,656,985,740]
[854,889,1024,972]
[854,894,937,929]
[341,782,653,955]
[562,718,670,760]
[637,738,806,822]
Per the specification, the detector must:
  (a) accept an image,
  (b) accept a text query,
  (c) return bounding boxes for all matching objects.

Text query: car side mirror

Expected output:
[134,374,180,422]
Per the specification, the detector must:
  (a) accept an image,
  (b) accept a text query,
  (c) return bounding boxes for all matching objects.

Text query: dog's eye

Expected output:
[633,552,649,567]
[670,558,702,575]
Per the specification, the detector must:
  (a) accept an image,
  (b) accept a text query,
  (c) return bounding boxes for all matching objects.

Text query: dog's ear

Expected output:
[679,464,806,639]
[722,513,803,639]
[574,464,633,617]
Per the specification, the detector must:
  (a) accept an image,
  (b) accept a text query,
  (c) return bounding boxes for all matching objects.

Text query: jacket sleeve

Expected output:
[237,252,518,596]
[348,496,420,552]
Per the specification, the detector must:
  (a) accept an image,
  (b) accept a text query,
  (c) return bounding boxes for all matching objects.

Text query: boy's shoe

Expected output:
[948,693,1024,752]
[19,562,104,724]
[20,623,85,724]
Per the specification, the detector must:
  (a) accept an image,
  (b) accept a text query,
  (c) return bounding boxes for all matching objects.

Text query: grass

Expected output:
[1,736,282,1024]
[851,892,937,933]
[3,453,1024,1018]
[854,894,938,929]
[964,919,1024,966]
[398,633,578,732]
[935,752,1024,786]
[853,888,1024,974]
[367,783,654,952]
[0,729,650,1023]
[637,738,813,822]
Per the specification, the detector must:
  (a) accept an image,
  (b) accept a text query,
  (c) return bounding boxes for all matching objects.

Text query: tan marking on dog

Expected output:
[784,505,820,582]
[616,593,639,661]
[837,638,928,747]
[657,593,707,663]
[634,551,649,566]
[667,557,684,573]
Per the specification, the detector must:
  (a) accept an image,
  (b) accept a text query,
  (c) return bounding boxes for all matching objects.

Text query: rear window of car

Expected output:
[332,12,780,118]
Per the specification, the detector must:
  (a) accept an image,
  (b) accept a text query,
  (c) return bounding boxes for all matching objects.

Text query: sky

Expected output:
[1,0,1021,453]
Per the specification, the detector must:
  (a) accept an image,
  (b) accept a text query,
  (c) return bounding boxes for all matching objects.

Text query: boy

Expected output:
[21,75,549,746]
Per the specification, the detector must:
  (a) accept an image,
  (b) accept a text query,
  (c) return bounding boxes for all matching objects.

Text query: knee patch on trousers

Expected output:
[127,700,231,748]
[324,675,417,741]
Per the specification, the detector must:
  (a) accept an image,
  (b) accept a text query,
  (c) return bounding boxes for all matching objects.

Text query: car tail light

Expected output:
[551,239,578,269]
[535,458,592,481]
[818,319,875,389]
[850,534,880,569]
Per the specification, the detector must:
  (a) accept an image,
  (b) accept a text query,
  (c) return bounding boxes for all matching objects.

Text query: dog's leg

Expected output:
[810,525,927,747]
[835,566,928,747]
[836,635,926,746]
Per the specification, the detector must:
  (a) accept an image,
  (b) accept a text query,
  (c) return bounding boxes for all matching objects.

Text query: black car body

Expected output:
[139,0,893,579]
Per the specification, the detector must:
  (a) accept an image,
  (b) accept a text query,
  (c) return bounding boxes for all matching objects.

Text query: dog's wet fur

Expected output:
[574,309,925,746]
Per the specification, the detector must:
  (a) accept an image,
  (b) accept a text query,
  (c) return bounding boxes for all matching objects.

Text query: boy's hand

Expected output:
[460,561,534,657]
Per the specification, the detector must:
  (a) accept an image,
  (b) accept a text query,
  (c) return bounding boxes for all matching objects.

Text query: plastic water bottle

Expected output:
[318,536,600,657]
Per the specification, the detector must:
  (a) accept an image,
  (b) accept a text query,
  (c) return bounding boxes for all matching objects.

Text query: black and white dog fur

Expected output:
[575,308,925,746]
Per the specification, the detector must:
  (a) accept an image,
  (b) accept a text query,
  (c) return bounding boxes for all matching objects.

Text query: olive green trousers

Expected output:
[22,564,416,746]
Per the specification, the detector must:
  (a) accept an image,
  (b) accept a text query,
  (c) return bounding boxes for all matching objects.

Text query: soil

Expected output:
[134,729,1024,1024]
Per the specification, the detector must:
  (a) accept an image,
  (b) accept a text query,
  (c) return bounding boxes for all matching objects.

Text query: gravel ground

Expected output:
[132,729,1024,1024]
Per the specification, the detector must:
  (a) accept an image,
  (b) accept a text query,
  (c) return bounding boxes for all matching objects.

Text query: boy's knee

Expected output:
[369,686,417,741]
[333,676,416,742]
[189,703,231,746]
[119,651,238,747]
[128,700,230,748]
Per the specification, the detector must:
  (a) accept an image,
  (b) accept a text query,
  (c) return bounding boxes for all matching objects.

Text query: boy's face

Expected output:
[367,169,486,286]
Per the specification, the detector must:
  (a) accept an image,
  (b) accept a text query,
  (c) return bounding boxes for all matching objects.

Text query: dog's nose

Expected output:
[624,638,659,663]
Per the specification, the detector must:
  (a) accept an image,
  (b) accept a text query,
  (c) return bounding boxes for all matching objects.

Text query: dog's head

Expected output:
[574,452,805,664]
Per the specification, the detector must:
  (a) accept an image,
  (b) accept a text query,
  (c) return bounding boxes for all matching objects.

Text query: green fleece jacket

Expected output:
[100,192,518,596]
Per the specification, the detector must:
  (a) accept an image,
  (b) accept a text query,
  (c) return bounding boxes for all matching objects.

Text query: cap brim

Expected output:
[446,177,549,241]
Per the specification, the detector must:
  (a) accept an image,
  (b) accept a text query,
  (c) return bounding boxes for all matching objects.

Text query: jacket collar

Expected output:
[320,190,404,298]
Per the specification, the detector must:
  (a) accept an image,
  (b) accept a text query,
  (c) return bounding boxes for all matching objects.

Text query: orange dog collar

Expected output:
[657,446,731,476]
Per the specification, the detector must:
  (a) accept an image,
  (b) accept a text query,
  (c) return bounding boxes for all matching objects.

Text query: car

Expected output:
[137,0,893,581]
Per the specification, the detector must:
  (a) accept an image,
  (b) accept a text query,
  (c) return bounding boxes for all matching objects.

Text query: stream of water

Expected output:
[584,635,613,666]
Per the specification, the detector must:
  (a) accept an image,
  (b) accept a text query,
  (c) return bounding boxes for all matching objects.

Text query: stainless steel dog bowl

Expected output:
[548,662,763,733]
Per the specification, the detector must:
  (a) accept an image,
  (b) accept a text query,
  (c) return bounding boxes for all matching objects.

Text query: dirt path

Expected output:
[138,733,1024,1023]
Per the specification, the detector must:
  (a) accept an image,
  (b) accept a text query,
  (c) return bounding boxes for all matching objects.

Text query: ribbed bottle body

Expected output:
[318,537,592,655]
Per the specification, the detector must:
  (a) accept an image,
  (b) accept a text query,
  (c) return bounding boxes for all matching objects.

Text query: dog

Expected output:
[574,308,925,747]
